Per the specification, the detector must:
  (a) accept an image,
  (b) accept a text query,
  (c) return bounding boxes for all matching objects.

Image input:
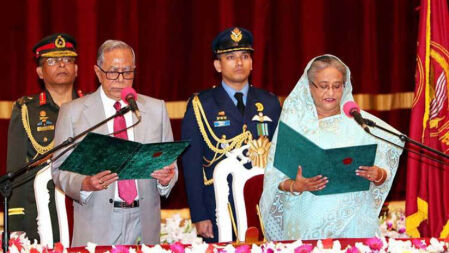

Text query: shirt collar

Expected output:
[221,81,249,106]
[100,86,126,109]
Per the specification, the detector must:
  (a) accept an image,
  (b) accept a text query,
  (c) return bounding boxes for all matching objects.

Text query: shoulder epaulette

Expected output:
[186,92,199,105]
[15,96,34,107]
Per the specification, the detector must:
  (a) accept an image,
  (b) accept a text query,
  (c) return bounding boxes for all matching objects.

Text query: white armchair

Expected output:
[34,164,70,248]
[213,144,264,242]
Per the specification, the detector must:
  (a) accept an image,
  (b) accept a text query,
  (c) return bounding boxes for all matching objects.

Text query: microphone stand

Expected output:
[364,118,449,160]
[0,106,132,252]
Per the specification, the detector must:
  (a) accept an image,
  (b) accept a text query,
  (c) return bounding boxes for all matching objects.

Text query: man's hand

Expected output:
[195,220,214,239]
[151,163,175,186]
[81,170,118,191]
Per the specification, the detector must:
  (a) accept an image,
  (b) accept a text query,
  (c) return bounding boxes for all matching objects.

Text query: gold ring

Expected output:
[103,185,108,189]
[99,180,104,184]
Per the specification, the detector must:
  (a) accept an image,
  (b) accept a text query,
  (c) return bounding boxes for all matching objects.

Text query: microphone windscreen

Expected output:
[120,87,137,104]
[343,101,360,118]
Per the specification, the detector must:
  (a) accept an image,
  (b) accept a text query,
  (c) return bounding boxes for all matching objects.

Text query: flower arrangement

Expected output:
[379,209,408,238]
[160,214,201,244]
[2,232,448,253]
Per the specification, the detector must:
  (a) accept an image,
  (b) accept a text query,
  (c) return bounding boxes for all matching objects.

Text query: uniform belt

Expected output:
[113,200,139,208]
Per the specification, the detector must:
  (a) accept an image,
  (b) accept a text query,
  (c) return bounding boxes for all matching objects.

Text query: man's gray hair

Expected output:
[96,40,136,67]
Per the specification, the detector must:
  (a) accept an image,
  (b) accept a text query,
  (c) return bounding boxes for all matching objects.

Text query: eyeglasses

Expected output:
[97,65,135,80]
[45,57,76,66]
[310,80,344,92]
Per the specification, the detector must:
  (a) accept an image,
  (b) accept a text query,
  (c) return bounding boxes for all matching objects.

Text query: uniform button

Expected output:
[109,199,113,203]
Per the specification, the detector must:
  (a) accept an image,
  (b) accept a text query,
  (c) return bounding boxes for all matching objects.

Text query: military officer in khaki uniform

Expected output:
[7,33,82,242]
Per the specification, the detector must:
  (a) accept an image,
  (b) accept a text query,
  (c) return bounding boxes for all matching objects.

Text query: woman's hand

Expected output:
[293,166,328,192]
[356,166,386,185]
[279,166,328,193]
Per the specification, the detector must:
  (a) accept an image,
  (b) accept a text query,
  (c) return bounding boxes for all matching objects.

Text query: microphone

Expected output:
[121,87,141,119]
[343,101,370,133]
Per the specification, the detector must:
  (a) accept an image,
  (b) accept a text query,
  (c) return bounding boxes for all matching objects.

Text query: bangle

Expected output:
[279,179,288,191]
[289,180,301,196]
[374,168,385,183]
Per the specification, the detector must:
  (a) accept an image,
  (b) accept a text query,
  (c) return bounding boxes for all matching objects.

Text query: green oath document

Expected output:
[273,122,377,195]
[59,132,189,179]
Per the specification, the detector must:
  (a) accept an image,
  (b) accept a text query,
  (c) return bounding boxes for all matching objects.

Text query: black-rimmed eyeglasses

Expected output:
[97,65,136,80]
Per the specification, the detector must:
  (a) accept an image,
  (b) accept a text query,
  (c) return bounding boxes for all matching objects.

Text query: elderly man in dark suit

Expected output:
[181,27,281,242]
[52,40,177,246]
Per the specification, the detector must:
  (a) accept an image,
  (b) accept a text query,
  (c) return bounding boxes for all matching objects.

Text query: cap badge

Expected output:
[230,28,242,42]
[54,35,66,48]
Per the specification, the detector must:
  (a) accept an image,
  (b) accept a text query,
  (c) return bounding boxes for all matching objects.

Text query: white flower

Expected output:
[354,242,371,253]
[8,244,20,253]
[140,244,152,253]
[142,245,170,253]
[250,243,262,253]
[426,238,446,252]
[85,242,97,253]
[186,242,209,253]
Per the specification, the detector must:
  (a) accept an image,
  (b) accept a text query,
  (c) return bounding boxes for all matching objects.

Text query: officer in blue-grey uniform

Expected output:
[7,33,83,242]
[181,27,281,242]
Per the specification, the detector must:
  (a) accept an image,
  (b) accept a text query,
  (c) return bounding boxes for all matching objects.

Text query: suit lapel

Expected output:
[83,88,109,134]
[132,97,146,143]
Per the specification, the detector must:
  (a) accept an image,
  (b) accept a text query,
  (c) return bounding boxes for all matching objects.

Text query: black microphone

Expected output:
[121,87,141,119]
[343,101,370,133]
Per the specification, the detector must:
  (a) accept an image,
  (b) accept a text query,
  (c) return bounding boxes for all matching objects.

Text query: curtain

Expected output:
[0,0,422,208]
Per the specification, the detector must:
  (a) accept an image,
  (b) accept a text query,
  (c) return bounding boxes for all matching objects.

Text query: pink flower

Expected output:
[412,239,426,249]
[294,244,313,253]
[205,244,214,253]
[235,245,251,253]
[386,221,393,230]
[9,237,23,252]
[265,248,274,253]
[398,227,406,234]
[111,245,130,253]
[345,247,360,253]
[169,242,185,253]
[322,238,333,249]
[365,237,383,250]
[30,248,40,253]
[260,244,274,253]
[53,242,65,253]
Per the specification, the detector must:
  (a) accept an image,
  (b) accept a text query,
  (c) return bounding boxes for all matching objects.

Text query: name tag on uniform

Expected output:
[214,120,230,127]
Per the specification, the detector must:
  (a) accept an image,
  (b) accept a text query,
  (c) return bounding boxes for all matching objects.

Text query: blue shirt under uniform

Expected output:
[221,81,249,106]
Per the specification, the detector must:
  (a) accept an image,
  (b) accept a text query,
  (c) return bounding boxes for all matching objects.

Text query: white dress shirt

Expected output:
[80,86,171,203]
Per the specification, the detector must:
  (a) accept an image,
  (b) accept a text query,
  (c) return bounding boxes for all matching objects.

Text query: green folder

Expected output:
[273,122,377,195]
[59,132,189,179]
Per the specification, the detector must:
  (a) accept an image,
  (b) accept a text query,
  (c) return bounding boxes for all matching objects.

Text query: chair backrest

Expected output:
[213,145,264,242]
[34,164,70,248]
[243,174,264,241]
